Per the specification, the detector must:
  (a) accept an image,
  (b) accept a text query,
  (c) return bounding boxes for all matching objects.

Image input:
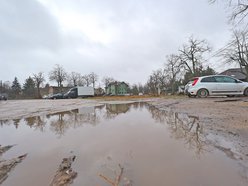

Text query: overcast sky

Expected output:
[0,0,233,86]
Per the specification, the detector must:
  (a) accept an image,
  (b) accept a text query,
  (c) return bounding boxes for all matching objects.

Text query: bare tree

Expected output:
[179,36,211,75]
[67,72,81,87]
[82,74,92,87]
[33,72,45,98]
[147,69,167,95]
[157,68,168,91]
[89,72,98,88]
[102,76,115,88]
[77,75,86,86]
[146,75,157,95]
[49,64,67,88]
[210,0,248,23]
[130,84,139,95]
[164,54,183,94]
[217,29,248,80]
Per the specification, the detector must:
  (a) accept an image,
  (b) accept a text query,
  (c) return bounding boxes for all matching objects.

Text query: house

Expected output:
[105,81,129,95]
[219,68,247,81]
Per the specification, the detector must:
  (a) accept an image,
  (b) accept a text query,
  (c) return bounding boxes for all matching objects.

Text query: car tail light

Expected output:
[192,78,199,86]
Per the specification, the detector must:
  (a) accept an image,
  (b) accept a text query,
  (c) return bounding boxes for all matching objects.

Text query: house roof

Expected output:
[219,68,247,80]
[107,81,129,87]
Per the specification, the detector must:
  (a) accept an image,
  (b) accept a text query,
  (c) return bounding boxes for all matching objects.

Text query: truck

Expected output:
[63,86,94,98]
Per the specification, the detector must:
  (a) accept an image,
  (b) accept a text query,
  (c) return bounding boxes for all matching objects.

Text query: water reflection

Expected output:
[0,106,103,137]
[104,102,145,119]
[0,102,205,153]
[46,107,102,136]
[25,116,46,132]
[147,105,207,155]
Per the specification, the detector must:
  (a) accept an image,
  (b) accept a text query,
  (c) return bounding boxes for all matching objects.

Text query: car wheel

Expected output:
[244,88,248,96]
[197,88,209,98]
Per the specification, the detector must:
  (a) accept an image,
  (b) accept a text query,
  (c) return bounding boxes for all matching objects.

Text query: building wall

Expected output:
[110,85,116,95]
[117,83,128,95]
[106,82,129,95]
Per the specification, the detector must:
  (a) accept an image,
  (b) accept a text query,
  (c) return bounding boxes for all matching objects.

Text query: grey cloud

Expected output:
[0,0,231,85]
[0,0,61,51]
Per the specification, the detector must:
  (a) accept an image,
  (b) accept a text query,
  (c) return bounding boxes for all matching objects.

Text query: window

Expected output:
[214,76,225,83]
[201,77,216,82]
[223,76,236,83]
[214,76,236,83]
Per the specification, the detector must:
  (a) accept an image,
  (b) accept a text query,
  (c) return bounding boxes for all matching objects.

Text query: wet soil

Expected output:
[148,97,248,162]
[0,145,27,184]
[0,98,248,185]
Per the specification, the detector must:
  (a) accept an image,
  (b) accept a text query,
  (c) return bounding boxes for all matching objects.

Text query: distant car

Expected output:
[0,93,8,101]
[42,94,50,99]
[186,75,248,98]
[49,93,64,99]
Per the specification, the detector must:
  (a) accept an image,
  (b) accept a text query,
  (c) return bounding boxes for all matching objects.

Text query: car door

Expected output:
[214,76,243,94]
[200,76,218,94]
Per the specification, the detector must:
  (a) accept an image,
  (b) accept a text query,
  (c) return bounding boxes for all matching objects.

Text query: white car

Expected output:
[186,75,248,98]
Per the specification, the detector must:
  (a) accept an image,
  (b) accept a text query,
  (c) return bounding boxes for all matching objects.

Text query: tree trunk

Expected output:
[37,87,41,99]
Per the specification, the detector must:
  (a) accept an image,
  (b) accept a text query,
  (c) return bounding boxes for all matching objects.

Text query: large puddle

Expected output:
[0,102,247,186]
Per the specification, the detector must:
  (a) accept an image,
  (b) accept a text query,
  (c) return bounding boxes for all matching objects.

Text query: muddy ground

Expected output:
[0,96,248,185]
[148,97,248,161]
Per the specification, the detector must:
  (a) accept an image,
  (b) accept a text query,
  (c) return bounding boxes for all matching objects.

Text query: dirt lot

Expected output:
[0,96,248,185]
[149,97,248,161]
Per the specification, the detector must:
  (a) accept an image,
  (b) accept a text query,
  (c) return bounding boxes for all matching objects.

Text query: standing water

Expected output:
[0,102,247,186]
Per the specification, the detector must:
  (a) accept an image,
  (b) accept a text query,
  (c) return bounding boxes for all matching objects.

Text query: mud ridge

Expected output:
[50,155,77,186]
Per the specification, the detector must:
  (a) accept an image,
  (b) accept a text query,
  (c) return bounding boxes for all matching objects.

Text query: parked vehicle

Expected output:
[186,75,248,98]
[42,94,53,99]
[49,93,64,99]
[0,93,8,101]
[63,86,94,98]
[184,80,194,95]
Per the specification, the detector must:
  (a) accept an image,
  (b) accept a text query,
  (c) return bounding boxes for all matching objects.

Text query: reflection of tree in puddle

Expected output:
[12,119,21,129]
[0,106,104,137]
[24,116,46,132]
[47,107,101,137]
[0,120,12,127]
[147,105,207,155]
[0,103,146,133]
